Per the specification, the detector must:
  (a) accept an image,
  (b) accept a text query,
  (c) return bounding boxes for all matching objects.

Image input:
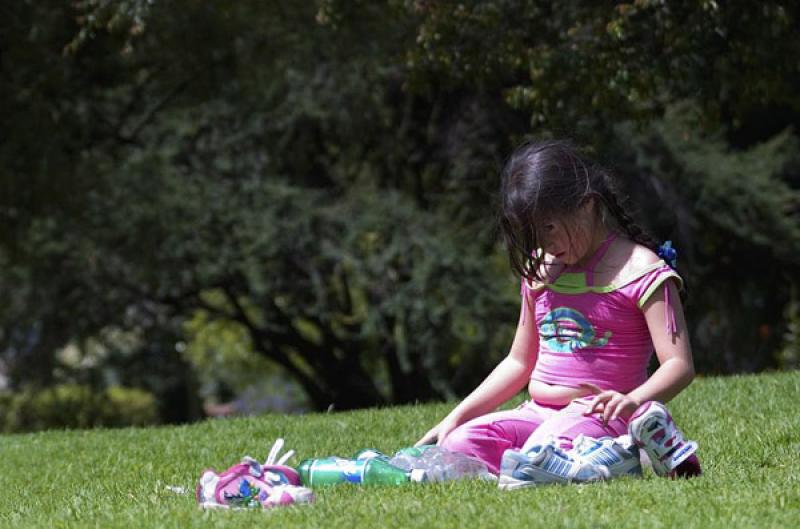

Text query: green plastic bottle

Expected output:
[296,457,347,486]
[296,457,421,486]
[357,458,414,485]
[394,444,437,458]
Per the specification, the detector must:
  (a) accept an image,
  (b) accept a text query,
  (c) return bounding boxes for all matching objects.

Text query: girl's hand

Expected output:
[579,382,640,425]
[415,424,440,447]
[415,415,461,447]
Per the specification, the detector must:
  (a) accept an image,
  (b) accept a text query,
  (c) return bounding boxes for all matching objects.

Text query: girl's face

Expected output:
[538,199,599,266]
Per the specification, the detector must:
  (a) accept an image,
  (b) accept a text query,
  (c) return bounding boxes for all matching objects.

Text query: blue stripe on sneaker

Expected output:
[548,457,566,477]
[603,451,619,465]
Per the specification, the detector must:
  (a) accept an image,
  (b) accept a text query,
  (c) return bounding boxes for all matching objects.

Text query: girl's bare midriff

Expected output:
[528,379,591,406]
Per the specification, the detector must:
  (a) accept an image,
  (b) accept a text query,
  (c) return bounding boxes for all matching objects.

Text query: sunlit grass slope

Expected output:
[1,371,798,529]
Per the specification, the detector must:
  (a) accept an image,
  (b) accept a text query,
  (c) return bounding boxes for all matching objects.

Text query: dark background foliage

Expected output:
[1,0,798,430]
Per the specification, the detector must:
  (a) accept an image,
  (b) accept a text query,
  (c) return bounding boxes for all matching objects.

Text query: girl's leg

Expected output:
[440,401,557,474]
[522,399,702,478]
[521,397,628,453]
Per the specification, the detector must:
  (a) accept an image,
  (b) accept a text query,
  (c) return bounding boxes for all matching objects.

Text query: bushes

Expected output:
[0,384,159,433]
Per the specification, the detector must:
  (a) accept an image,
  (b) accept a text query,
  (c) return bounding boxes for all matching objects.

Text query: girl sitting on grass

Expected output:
[416,140,701,488]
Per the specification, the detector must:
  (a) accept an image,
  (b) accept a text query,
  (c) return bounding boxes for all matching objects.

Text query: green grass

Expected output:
[2,371,799,528]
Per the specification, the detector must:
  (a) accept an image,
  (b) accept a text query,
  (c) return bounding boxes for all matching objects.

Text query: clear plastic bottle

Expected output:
[387,444,437,471]
[389,446,491,483]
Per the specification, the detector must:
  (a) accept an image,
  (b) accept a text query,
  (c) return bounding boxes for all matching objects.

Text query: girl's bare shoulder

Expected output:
[625,241,661,270]
[598,239,660,284]
[619,239,661,277]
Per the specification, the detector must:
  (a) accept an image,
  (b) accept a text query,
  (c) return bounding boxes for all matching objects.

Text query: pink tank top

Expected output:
[521,234,682,393]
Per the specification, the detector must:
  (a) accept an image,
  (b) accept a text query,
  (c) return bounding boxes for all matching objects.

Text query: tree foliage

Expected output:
[402,1,800,138]
[612,104,800,372]
[1,0,798,420]
[1,0,516,413]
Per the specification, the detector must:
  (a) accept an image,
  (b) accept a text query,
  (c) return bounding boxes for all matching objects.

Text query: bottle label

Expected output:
[308,457,350,486]
[341,460,368,483]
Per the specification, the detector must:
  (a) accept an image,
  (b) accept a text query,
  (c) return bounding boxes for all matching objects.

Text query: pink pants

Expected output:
[440,397,629,475]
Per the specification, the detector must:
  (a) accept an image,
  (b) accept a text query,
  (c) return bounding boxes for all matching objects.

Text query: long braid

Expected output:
[597,171,688,300]
[597,172,658,253]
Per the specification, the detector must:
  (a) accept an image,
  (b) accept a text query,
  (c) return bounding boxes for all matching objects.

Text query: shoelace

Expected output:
[572,435,636,465]
[265,438,295,466]
[571,435,599,455]
[542,441,578,462]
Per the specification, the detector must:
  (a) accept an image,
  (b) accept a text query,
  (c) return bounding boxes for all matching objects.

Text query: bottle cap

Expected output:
[409,469,427,482]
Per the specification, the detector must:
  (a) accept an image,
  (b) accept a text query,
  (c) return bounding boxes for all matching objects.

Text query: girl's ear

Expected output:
[579,195,605,227]
[579,195,597,214]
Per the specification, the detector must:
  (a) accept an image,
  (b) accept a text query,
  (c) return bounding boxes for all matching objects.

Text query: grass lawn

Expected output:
[1,371,799,529]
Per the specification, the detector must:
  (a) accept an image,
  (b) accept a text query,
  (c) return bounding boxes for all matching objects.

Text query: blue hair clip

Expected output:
[657,240,677,269]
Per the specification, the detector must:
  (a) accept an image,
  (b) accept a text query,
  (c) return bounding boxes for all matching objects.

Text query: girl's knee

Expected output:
[439,425,473,453]
[439,423,509,475]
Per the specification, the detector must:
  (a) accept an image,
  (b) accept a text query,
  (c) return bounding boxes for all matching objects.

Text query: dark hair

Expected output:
[499,139,657,282]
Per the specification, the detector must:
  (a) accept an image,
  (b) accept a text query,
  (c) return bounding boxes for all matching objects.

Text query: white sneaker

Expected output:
[570,435,642,478]
[628,401,698,477]
[498,441,609,490]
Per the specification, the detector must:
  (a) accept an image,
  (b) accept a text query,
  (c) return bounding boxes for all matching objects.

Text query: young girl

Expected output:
[416,140,700,487]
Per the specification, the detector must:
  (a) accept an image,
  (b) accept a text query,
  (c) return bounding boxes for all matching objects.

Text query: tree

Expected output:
[612,103,800,372]
[2,1,798,420]
[400,1,800,139]
[1,0,518,411]
[393,0,800,370]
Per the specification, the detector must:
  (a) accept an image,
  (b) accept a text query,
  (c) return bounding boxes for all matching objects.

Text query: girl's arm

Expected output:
[415,292,539,446]
[583,277,695,424]
[628,277,695,404]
